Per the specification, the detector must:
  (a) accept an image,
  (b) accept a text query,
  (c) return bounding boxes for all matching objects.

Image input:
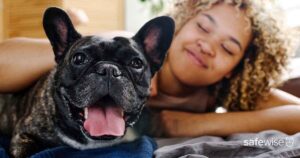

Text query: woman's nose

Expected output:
[197,40,215,57]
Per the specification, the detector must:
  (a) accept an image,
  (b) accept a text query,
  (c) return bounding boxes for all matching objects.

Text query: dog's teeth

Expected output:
[121,111,124,117]
[84,108,88,119]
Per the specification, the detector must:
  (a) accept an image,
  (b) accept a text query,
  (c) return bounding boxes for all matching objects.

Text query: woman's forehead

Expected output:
[198,3,252,51]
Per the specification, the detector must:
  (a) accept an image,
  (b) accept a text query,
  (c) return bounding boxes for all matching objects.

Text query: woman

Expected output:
[1,0,300,138]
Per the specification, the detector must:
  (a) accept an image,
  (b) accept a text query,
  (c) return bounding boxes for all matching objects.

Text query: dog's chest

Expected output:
[0,71,58,141]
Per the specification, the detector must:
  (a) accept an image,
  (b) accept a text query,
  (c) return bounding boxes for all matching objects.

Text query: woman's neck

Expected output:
[157,60,207,97]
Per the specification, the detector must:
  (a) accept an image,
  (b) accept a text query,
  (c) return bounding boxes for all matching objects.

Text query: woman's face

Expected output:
[167,3,252,87]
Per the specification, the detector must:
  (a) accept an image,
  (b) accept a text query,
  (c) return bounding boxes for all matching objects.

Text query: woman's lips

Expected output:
[185,49,208,69]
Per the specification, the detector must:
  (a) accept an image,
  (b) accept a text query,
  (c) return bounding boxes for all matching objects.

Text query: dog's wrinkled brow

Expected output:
[128,39,142,54]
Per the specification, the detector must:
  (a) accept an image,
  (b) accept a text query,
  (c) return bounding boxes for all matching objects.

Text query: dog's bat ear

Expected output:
[43,7,81,63]
[133,16,174,76]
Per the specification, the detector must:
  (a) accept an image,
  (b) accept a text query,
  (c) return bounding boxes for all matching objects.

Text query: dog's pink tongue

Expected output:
[83,106,125,137]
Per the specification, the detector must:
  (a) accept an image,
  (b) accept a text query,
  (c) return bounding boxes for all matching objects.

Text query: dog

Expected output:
[0,7,174,158]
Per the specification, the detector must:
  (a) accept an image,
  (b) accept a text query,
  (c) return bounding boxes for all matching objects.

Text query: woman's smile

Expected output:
[185,48,208,69]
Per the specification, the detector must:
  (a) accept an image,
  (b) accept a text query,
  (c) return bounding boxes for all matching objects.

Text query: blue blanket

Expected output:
[0,136,156,158]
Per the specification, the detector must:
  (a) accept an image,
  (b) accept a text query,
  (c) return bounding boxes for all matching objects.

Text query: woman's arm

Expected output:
[0,38,55,93]
[0,32,133,93]
[157,105,300,137]
[255,88,300,109]
[156,89,300,137]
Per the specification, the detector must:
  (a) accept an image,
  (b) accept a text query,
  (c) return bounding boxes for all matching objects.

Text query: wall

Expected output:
[0,0,3,41]
[125,0,153,33]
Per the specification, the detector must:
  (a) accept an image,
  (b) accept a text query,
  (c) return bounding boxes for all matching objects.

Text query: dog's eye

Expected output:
[129,58,143,69]
[72,53,88,65]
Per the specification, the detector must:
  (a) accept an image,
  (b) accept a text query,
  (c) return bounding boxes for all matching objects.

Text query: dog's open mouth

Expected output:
[69,96,126,140]
[83,104,124,138]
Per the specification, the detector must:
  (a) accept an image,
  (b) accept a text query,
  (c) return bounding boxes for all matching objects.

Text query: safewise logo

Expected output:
[243,137,294,147]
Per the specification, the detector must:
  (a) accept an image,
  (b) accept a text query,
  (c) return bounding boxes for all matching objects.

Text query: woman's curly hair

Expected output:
[168,0,293,111]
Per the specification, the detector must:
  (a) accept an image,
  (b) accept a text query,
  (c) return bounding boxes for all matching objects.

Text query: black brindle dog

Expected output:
[0,7,174,158]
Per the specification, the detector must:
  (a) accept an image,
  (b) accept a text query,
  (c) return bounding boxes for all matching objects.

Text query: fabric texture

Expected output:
[154,130,300,158]
[0,136,157,158]
[0,136,9,158]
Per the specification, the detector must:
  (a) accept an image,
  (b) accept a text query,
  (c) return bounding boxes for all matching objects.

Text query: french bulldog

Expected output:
[0,7,174,158]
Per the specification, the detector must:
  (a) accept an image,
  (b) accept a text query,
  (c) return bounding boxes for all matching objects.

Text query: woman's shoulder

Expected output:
[255,88,300,110]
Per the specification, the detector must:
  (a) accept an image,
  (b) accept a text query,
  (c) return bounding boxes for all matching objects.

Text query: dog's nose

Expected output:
[97,64,122,77]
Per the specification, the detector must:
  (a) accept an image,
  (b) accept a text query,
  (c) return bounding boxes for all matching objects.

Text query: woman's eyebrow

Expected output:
[202,13,242,51]
[202,13,217,26]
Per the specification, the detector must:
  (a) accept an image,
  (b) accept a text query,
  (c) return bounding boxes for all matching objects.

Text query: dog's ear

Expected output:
[43,7,81,63]
[133,16,174,75]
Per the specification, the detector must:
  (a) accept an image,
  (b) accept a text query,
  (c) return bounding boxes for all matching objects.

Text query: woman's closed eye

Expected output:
[222,41,241,56]
[197,22,209,33]
[221,44,233,55]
